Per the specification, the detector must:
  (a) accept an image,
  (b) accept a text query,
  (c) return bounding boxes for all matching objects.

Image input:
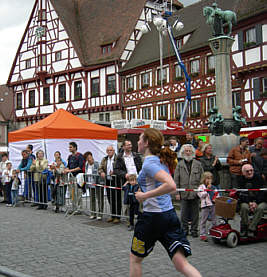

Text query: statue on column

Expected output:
[203,2,237,37]
[205,107,224,136]
[232,106,247,135]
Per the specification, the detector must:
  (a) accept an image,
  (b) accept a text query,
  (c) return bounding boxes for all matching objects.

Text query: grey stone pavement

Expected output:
[0,202,266,277]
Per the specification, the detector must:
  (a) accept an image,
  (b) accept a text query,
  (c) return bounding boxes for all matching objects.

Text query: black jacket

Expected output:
[199,155,222,186]
[113,151,142,186]
[122,183,139,205]
[237,174,267,204]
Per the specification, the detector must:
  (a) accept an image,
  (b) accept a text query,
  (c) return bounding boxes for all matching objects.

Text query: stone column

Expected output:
[209,36,235,119]
[208,36,239,161]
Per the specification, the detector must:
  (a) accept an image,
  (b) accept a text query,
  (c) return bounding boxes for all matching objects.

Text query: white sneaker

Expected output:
[97,216,102,220]
[6,204,12,207]
[90,215,96,219]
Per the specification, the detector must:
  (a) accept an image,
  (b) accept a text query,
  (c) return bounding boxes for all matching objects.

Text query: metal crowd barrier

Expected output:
[16,171,128,221]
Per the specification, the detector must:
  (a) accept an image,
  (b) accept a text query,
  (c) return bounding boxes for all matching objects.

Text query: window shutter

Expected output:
[253,78,260,100]
[238,31,243,51]
[256,24,263,45]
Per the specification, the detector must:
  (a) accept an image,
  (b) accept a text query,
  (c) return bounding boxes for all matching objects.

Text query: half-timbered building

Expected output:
[7,0,183,129]
[120,0,267,134]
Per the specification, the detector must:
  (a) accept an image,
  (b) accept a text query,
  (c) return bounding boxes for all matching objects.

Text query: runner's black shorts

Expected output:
[131,208,191,259]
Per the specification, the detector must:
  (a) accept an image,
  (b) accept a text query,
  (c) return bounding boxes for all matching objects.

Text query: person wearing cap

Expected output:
[227,137,252,188]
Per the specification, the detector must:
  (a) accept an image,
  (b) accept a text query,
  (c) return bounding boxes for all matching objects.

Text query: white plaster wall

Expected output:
[22,69,35,80]
[106,65,115,75]
[262,101,267,114]
[56,103,68,110]
[231,35,239,51]
[100,72,106,96]
[53,41,66,51]
[53,60,68,72]
[262,24,267,42]
[263,45,267,61]
[232,52,243,67]
[244,80,250,89]
[27,107,38,115]
[72,101,84,109]
[16,110,23,117]
[244,91,250,101]
[59,30,68,40]
[91,70,99,78]
[245,47,260,65]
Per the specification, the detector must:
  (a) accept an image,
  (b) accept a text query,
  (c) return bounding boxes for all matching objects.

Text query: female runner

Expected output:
[130,128,202,277]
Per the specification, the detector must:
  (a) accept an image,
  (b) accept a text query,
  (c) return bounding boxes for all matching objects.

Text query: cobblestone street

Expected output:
[0,203,266,277]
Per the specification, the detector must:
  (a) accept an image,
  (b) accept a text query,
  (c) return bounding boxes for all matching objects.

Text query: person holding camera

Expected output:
[227,137,252,189]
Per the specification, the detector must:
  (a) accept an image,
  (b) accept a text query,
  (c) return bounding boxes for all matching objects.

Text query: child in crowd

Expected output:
[11,170,21,207]
[122,174,139,231]
[197,171,219,241]
[51,157,66,213]
[2,162,13,207]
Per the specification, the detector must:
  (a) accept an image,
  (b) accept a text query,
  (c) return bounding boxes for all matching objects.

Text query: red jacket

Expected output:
[227,146,251,175]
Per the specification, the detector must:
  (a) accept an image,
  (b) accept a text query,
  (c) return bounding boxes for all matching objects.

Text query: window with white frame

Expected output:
[175,102,184,117]
[25,59,31,69]
[141,72,150,88]
[107,74,116,94]
[59,84,66,102]
[16,93,22,109]
[105,113,110,122]
[127,76,134,91]
[263,77,267,94]
[176,38,182,49]
[29,90,35,107]
[91,78,100,97]
[74,81,82,100]
[174,64,183,80]
[99,113,104,121]
[127,110,135,120]
[43,87,50,105]
[232,92,241,107]
[190,60,200,74]
[55,51,62,61]
[190,99,200,116]
[208,96,216,110]
[142,107,151,119]
[245,28,256,44]
[207,55,215,72]
[157,67,167,84]
[159,104,167,119]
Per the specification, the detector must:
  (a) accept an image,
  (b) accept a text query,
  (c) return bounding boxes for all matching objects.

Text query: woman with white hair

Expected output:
[174,144,203,237]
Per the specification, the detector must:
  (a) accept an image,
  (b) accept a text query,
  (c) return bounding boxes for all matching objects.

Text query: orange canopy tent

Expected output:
[8,109,118,167]
[9,109,117,142]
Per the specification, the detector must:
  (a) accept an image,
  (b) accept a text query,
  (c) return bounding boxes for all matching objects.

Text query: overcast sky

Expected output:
[0,0,199,85]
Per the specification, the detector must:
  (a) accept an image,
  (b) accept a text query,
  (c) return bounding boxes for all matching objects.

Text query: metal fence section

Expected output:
[16,171,128,221]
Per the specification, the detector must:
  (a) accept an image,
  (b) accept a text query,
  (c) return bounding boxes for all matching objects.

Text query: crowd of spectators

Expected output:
[0,134,266,237]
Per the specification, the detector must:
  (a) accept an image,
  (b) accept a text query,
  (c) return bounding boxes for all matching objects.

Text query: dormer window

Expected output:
[55,51,62,61]
[38,10,46,21]
[176,38,183,49]
[102,44,112,54]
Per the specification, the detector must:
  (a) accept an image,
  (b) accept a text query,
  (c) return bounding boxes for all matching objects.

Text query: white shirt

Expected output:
[123,152,137,175]
[0,160,10,174]
[2,169,12,184]
[107,155,115,179]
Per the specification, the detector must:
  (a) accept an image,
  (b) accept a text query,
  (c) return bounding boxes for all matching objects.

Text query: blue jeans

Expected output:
[11,190,19,205]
